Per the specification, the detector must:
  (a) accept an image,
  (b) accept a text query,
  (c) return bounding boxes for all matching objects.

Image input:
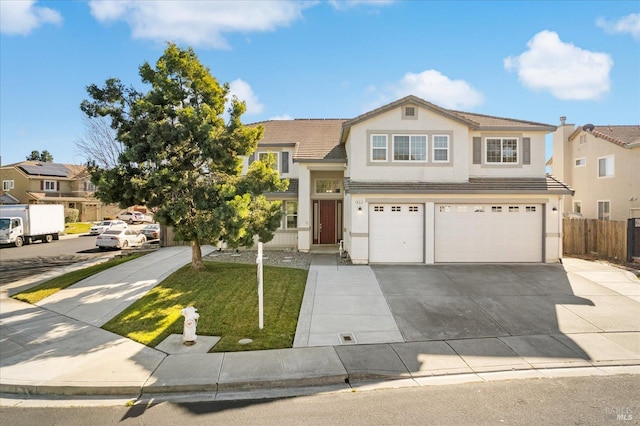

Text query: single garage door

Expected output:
[369,204,424,263]
[435,204,542,263]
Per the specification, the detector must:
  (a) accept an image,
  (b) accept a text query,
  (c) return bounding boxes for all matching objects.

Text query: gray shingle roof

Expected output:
[251,96,557,162]
[264,178,298,197]
[250,119,346,162]
[344,175,573,195]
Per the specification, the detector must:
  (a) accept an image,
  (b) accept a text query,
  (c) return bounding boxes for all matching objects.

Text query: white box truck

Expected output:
[0,204,65,247]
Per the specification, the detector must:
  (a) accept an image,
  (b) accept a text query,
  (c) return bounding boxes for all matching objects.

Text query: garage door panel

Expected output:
[370,204,424,263]
[435,204,542,263]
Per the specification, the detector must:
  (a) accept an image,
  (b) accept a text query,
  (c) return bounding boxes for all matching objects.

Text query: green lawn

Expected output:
[102,261,307,352]
[64,222,93,234]
[13,254,144,304]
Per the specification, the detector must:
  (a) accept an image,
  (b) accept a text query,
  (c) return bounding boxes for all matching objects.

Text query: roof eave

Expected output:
[476,125,557,132]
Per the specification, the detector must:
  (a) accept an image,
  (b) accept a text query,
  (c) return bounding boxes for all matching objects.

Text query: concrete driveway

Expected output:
[371,263,640,344]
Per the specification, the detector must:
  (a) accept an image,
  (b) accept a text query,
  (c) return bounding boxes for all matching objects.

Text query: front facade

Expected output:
[0,161,115,221]
[251,95,572,264]
[552,122,640,221]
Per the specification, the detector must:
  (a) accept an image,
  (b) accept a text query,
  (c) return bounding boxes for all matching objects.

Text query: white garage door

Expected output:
[369,204,424,263]
[435,204,542,263]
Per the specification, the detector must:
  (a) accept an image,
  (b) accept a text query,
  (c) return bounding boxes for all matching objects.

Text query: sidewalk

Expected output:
[1,249,638,401]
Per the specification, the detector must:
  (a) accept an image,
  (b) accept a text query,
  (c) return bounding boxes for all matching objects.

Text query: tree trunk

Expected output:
[191,240,204,270]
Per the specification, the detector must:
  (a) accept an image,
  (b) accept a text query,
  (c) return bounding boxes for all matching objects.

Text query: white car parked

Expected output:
[89,220,128,235]
[116,211,152,224]
[96,229,146,250]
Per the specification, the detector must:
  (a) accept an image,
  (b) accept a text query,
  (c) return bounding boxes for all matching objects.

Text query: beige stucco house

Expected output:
[551,120,640,221]
[0,161,117,221]
[250,95,572,264]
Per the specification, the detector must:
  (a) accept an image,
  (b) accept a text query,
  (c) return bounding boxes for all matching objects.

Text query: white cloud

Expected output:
[597,13,640,41]
[328,0,396,10]
[390,70,484,109]
[269,114,294,120]
[0,0,62,35]
[504,30,613,100]
[88,0,311,49]
[228,79,264,115]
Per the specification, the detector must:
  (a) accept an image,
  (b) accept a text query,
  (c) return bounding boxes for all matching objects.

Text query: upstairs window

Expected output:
[2,180,14,191]
[370,135,387,162]
[575,158,586,167]
[257,152,279,172]
[432,135,450,163]
[393,135,427,162]
[598,155,614,178]
[486,138,518,164]
[43,180,57,191]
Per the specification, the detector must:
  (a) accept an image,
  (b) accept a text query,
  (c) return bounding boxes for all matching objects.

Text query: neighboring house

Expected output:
[0,161,115,221]
[551,120,640,221]
[247,95,572,264]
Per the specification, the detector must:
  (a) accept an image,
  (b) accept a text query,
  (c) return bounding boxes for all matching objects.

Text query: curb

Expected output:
[2,363,639,399]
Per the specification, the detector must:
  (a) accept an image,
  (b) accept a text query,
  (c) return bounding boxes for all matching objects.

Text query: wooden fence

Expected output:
[563,218,627,260]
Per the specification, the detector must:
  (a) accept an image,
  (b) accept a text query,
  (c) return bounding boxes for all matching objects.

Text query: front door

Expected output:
[313,200,342,245]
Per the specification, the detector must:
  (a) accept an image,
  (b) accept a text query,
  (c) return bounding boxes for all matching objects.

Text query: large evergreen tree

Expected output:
[26,150,53,162]
[81,43,286,269]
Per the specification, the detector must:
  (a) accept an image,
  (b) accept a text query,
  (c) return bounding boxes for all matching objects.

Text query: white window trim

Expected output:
[2,180,14,191]
[484,137,519,164]
[573,200,582,214]
[257,151,279,172]
[392,134,428,163]
[597,155,614,178]
[315,179,341,194]
[44,180,57,192]
[432,134,450,163]
[284,201,298,230]
[574,157,586,167]
[370,134,388,162]
[597,200,611,220]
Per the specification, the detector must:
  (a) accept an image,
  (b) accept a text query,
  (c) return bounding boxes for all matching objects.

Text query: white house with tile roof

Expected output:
[247,95,572,264]
[551,120,640,221]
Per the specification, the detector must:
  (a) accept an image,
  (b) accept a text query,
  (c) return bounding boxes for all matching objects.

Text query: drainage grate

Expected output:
[339,333,357,344]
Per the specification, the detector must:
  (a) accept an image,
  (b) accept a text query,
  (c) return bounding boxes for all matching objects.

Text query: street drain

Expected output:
[339,333,357,344]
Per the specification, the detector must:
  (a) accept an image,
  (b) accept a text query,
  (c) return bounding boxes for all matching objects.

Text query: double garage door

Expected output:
[369,203,543,263]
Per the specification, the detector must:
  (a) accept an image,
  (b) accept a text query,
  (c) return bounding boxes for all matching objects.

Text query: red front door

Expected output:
[313,200,339,245]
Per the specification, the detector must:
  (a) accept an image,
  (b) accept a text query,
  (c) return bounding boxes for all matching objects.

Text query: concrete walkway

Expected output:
[293,254,403,347]
[0,249,638,401]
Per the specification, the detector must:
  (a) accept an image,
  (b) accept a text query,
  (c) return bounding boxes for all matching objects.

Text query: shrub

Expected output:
[64,208,79,223]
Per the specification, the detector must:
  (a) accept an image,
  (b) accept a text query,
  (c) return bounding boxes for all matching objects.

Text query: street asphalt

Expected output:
[0,245,638,402]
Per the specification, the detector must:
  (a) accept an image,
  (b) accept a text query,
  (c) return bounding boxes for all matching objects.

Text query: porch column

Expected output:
[297,165,311,252]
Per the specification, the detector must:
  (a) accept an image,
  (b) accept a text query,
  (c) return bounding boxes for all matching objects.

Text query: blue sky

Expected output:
[1,0,639,166]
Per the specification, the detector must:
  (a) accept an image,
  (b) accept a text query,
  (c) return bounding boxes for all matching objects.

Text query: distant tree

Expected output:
[81,43,286,270]
[26,150,53,162]
[75,116,123,169]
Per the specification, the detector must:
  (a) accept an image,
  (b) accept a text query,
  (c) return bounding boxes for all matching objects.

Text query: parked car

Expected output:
[140,223,160,240]
[116,211,152,224]
[96,229,146,250]
[89,220,127,235]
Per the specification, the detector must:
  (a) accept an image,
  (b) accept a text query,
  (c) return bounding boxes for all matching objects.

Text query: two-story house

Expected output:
[250,95,572,264]
[552,120,640,221]
[0,161,115,221]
